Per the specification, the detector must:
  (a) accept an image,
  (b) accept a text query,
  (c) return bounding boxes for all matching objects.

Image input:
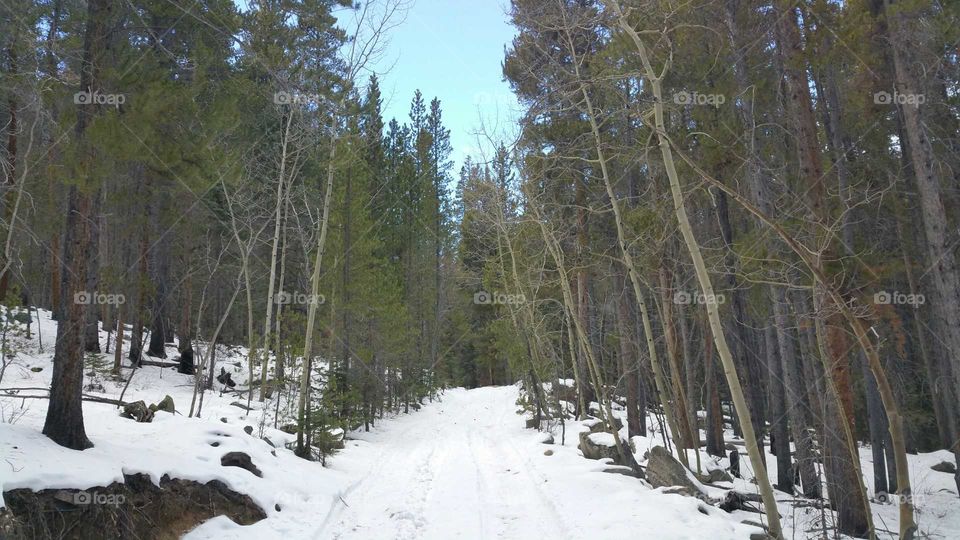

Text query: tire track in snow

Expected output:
[323,387,573,539]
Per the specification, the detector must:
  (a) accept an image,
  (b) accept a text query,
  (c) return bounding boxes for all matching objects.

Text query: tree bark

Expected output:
[42,0,113,451]
[884,0,960,497]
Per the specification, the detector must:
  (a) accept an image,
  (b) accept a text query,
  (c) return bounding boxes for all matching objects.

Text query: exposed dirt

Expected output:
[0,472,265,539]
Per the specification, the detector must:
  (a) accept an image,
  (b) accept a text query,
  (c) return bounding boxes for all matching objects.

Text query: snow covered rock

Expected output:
[645,446,710,500]
[583,416,622,433]
[578,431,620,462]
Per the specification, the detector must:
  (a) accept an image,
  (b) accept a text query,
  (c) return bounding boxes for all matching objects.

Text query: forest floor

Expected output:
[0,308,958,539]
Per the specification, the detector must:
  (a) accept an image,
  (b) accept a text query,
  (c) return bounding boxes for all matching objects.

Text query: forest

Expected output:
[1,0,959,539]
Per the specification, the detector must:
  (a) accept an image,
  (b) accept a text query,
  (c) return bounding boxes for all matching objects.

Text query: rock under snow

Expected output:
[645,446,710,500]
[579,431,620,462]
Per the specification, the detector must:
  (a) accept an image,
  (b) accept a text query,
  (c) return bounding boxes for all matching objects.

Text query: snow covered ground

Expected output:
[1,308,958,539]
[320,386,759,540]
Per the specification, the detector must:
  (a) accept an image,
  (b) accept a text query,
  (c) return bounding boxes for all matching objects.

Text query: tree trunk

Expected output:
[775,3,872,534]
[884,0,960,497]
[147,184,169,358]
[773,287,821,498]
[42,0,113,451]
[112,307,123,376]
[298,131,339,456]
[602,2,782,533]
[616,275,642,437]
[703,314,725,457]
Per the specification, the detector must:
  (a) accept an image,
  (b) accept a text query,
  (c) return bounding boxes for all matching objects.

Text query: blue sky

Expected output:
[360,0,521,171]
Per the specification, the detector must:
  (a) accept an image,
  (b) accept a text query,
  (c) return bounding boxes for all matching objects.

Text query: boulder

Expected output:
[602,466,643,479]
[931,461,957,474]
[645,446,709,499]
[544,449,554,456]
[579,431,620,462]
[154,395,175,414]
[327,428,345,450]
[220,452,262,477]
[121,401,154,423]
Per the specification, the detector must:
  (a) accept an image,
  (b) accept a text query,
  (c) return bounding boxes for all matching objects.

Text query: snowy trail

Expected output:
[320,386,571,540]
[317,386,759,540]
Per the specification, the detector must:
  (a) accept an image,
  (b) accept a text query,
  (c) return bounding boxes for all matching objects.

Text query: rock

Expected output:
[645,446,709,499]
[327,428,345,450]
[121,401,154,423]
[540,433,555,445]
[932,461,957,474]
[155,395,175,414]
[244,426,254,435]
[262,437,275,448]
[30,366,42,373]
[279,423,298,434]
[544,449,554,456]
[220,417,228,423]
[220,452,262,478]
[602,466,643,479]
[578,431,620,462]
[698,468,734,484]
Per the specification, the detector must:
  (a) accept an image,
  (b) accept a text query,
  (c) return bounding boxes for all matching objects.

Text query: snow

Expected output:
[586,431,616,447]
[1,308,958,539]
[319,386,760,540]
